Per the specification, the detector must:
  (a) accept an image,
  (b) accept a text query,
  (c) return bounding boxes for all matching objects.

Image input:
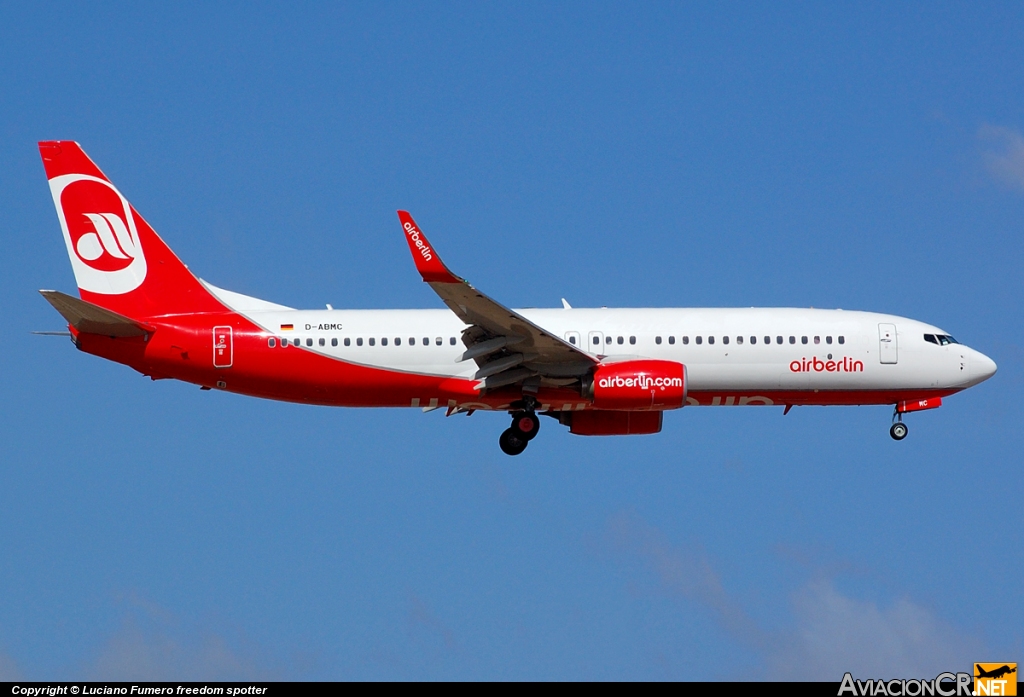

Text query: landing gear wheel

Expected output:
[890,422,908,441]
[511,411,540,440]
[499,428,529,456]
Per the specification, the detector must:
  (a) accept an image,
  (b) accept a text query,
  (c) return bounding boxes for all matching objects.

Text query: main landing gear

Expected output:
[499,409,540,456]
[890,409,908,441]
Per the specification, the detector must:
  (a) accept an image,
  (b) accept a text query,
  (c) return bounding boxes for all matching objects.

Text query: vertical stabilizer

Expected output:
[39,141,225,319]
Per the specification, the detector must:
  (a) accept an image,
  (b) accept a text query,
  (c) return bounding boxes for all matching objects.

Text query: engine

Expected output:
[582,359,687,410]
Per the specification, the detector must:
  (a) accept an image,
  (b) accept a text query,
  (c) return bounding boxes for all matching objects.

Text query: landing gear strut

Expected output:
[890,409,908,441]
[499,405,541,456]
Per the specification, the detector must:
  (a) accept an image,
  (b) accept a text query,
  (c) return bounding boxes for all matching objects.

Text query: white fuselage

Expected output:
[239,305,995,397]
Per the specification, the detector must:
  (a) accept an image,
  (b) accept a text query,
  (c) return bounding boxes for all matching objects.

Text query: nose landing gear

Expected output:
[498,408,541,456]
[890,408,908,441]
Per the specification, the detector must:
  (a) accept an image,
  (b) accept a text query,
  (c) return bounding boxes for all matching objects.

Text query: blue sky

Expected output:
[1,2,1021,680]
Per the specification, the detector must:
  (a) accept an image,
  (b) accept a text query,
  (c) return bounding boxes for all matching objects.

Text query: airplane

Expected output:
[976,665,1016,680]
[36,141,997,455]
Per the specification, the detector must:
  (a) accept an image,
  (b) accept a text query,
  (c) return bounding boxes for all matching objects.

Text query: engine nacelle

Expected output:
[582,359,687,410]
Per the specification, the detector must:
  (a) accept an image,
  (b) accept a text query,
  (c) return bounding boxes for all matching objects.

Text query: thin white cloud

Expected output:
[766,580,984,680]
[407,593,458,651]
[605,511,764,642]
[83,618,276,682]
[604,512,986,681]
[979,124,1024,190]
[75,596,279,682]
[0,650,22,680]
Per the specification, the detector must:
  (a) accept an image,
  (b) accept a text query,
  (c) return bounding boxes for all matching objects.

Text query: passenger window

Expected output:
[709,336,715,345]
[789,336,796,344]
[357,338,363,346]
[695,336,702,345]
[381,338,388,346]
[814,336,820,344]
[344,338,351,346]
[423,337,429,346]
[722,336,729,345]
[669,336,676,345]
[617,336,624,345]
[409,337,415,345]
[306,338,313,347]
[268,338,276,348]
[606,336,612,344]
[801,336,808,344]
[776,336,783,344]
[450,337,456,345]
[593,336,600,345]
[570,335,577,345]
[737,336,743,344]
[629,336,636,345]
[319,337,325,347]
[395,338,401,346]
[750,336,757,344]
[369,338,375,346]
[655,336,662,345]
[826,336,833,344]
[682,336,688,345]
[838,336,845,344]
[435,337,442,345]
[332,338,338,347]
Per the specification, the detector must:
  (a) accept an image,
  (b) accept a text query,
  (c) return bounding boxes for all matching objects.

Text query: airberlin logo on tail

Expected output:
[49,174,147,295]
[791,356,864,373]
[403,220,434,262]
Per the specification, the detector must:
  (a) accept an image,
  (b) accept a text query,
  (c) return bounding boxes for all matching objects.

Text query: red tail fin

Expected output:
[39,141,225,320]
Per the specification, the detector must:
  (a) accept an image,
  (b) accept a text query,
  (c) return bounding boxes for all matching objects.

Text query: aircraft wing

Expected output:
[398,211,596,391]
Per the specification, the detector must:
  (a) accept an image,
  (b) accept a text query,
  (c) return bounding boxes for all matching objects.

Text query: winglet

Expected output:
[397,211,462,284]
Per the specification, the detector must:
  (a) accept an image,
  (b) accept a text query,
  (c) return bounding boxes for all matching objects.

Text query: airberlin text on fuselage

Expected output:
[403,221,434,262]
[790,356,864,373]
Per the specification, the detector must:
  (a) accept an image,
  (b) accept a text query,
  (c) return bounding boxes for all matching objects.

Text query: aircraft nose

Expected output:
[971,350,997,384]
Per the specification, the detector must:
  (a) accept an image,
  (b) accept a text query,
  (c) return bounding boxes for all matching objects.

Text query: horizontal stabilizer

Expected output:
[39,290,150,337]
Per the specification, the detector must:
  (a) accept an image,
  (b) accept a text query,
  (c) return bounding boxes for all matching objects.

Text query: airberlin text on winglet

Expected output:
[403,220,434,262]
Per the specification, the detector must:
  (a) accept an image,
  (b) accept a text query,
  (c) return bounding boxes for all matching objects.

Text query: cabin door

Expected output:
[878,323,898,364]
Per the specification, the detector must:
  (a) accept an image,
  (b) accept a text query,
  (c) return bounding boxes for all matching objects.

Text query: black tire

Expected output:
[499,428,528,456]
[890,422,908,441]
[511,411,540,441]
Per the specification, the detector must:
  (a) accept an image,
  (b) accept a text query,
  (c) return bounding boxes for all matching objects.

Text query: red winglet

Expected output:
[397,211,462,284]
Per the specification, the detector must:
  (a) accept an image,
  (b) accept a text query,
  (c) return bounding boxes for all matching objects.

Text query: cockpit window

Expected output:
[927,334,959,346]
[924,334,938,345]
[944,335,959,344]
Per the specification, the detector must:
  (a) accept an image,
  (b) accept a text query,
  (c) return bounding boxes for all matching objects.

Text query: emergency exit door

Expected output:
[878,323,898,364]
[213,326,233,368]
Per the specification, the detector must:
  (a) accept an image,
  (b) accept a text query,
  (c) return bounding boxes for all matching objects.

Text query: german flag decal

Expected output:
[280,323,294,331]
